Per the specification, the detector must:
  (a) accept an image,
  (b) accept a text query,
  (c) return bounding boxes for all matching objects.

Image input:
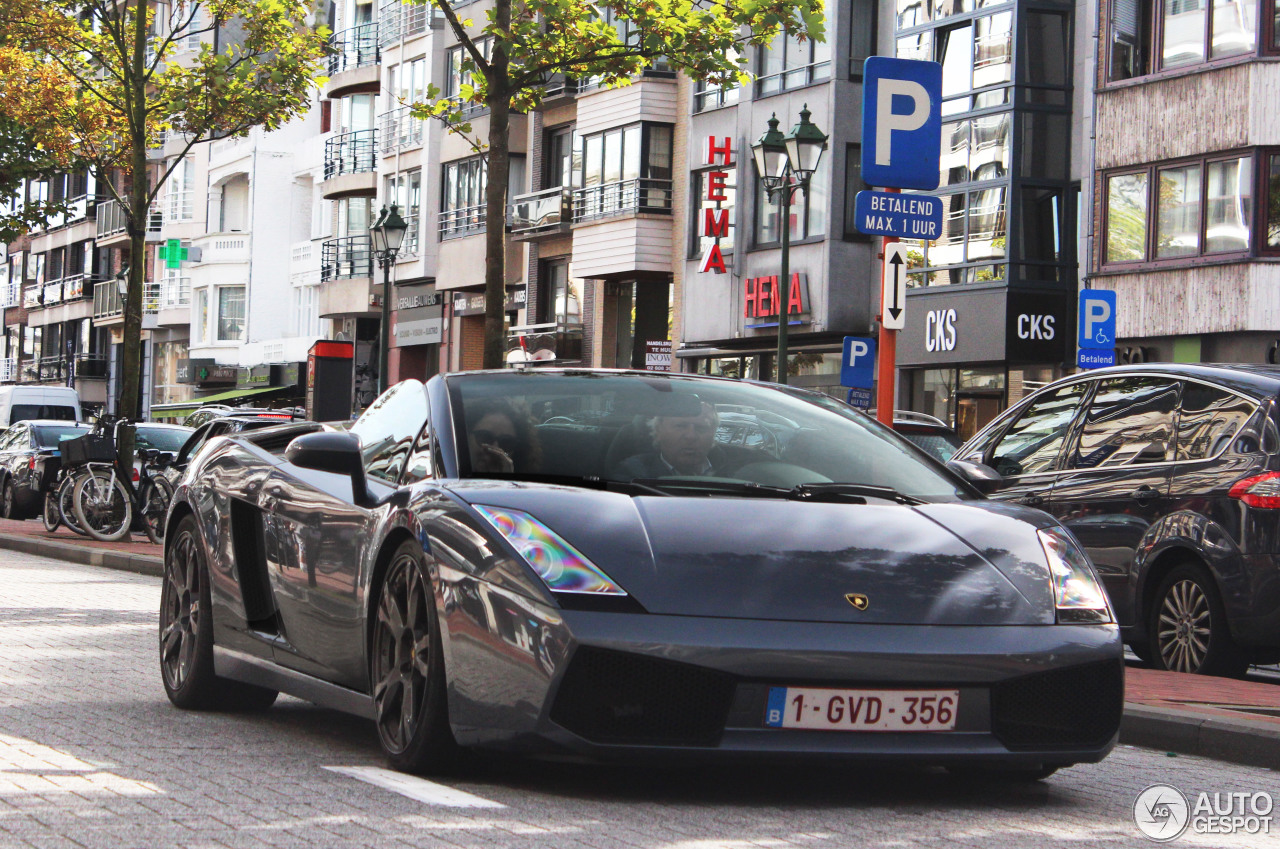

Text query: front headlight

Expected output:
[1037,527,1113,624]
[473,505,628,596]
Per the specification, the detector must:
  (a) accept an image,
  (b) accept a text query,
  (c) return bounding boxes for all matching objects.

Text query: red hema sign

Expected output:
[744,273,807,319]
[701,137,732,274]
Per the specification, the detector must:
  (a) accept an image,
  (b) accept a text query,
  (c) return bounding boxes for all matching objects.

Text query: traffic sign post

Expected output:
[860,56,942,428]
[1077,289,1117,370]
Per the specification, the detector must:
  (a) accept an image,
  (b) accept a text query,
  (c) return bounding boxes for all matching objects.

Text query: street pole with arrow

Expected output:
[876,187,904,427]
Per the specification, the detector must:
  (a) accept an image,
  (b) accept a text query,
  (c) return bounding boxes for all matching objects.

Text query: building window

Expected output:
[544,125,575,190]
[446,38,492,113]
[753,155,829,245]
[843,143,871,241]
[216,286,246,342]
[165,156,194,222]
[192,287,209,344]
[440,155,487,238]
[1109,0,1258,82]
[1266,152,1280,249]
[540,258,583,325]
[756,28,831,96]
[384,169,422,254]
[574,123,673,220]
[693,50,740,112]
[1103,152,1254,265]
[293,285,320,337]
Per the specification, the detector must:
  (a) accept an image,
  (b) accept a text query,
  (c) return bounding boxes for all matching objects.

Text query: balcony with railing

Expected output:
[93,280,124,321]
[23,286,41,310]
[42,280,63,306]
[379,0,434,45]
[510,187,572,237]
[291,240,322,287]
[379,107,424,155]
[321,235,374,282]
[325,24,381,98]
[322,130,379,199]
[192,233,249,265]
[95,196,163,244]
[36,356,67,384]
[572,179,673,222]
[542,75,581,101]
[506,323,584,364]
[60,273,89,301]
[75,353,108,380]
[439,203,487,240]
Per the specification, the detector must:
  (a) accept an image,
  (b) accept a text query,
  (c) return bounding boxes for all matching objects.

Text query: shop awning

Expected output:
[150,384,292,418]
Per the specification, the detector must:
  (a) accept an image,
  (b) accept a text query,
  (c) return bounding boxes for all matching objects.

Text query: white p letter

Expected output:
[876,79,930,167]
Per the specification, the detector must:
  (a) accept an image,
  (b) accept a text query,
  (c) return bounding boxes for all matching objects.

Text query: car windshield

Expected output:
[12,404,77,422]
[33,424,90,448]
[447,373,969,501]
[136,426,192,451]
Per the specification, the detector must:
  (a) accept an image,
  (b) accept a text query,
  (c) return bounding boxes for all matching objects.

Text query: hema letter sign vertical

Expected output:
[861,57,942,191]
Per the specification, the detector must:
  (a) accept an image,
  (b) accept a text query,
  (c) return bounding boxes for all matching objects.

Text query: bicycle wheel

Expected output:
[41,491,60,533]
[58,475,88,537]
[73,469,133,542]
[140,475,174,545]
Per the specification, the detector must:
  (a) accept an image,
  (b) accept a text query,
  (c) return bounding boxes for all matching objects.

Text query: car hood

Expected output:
[447,482,1056,625]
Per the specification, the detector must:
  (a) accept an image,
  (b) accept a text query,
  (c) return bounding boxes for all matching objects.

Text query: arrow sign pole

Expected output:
[887,252,903,322]
[877,190,904,427]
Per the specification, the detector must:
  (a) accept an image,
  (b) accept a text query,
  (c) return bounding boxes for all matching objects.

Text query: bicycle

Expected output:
[41,466,88,537]
[67,417,175,544]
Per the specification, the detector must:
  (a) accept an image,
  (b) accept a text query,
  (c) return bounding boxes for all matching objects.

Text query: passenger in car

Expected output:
[467,398,541,474]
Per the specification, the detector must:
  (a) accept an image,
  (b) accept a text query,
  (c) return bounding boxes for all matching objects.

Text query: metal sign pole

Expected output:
[876,187,900,427]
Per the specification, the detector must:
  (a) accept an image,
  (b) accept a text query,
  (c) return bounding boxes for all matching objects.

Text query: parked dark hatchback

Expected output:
[952,363,1280,677]
[0,420,91,519]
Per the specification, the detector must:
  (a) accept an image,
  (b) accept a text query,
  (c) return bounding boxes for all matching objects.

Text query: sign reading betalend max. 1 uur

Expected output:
[854,191,943,238]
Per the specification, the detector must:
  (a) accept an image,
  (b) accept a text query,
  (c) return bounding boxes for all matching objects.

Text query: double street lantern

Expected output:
[750,105,828,385]
[369,204,408,396]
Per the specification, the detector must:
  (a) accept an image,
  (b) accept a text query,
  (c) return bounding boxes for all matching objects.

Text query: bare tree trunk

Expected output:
[482,0,512,371]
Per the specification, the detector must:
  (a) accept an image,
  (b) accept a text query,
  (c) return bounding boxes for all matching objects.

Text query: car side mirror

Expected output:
[285,431,370,507]
[945,459,1004,495]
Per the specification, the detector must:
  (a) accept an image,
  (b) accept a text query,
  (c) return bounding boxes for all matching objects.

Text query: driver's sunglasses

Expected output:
[474,429,519,453]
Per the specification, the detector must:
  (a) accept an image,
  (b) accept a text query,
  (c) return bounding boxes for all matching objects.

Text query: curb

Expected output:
[0,531,162,577]
[1121,703,1280,770]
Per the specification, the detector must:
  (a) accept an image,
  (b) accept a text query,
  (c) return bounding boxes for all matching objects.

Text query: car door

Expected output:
[1048,376,1180,625]
[257,381,428,688]
[979,380,1092,509]
[2,426,32,494]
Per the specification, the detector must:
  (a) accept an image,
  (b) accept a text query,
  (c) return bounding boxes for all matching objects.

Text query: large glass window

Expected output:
[756,28,831,96]
[1069,377,1179,468]
[445,38,492,112]
[1104,153,1255,264]
[694,50,740,111]
[575,124,673,219]
[1267,153,1280,249]
[165,156,194,222]
[988,382,1088,477]
[385,169,422,254]
[1109,0,1256,81]
[540,258,583,325]
[216,286,246,342]
[440,156,487,238]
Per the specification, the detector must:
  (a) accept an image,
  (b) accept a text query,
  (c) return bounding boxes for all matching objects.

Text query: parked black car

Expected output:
[163,414,311,485]
[951,363,1280,677]
[0,420,91,519]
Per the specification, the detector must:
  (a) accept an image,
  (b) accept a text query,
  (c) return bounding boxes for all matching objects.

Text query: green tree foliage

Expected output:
[407,0,825,368]
[0,0,328,425]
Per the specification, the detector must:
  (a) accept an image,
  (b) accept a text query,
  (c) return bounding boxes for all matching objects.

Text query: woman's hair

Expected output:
[467,397,542,471]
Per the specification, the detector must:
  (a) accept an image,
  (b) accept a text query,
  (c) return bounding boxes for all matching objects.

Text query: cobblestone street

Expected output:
[0,549,1276,849]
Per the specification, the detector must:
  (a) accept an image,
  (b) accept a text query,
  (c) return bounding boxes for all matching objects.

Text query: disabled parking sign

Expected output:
[1077,289,1117,369]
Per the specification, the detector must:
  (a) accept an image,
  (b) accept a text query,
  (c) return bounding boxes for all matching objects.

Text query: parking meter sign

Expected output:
[861,57,943,191]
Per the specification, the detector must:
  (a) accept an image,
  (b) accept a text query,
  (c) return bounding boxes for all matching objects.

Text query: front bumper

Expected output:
[451,613,1124,768]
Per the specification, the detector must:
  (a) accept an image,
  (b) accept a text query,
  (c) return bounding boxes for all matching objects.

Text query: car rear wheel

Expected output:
[41,492,60,532]
[2,479,16,520]
[370,540,459,774]
[1149,563,1248,678]
[160,514,278,711]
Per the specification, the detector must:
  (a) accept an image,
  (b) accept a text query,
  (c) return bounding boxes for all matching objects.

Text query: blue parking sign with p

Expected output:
[861,57,942,191]
[842,336,877,389]
[1078,290,1117,349]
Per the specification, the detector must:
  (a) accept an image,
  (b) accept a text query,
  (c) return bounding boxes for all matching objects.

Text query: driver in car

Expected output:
[614,402,736,478]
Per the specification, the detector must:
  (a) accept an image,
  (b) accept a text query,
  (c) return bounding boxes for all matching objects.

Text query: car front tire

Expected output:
[159,515,278,711]
[370,540,460,774]
[1149,563,1248,678]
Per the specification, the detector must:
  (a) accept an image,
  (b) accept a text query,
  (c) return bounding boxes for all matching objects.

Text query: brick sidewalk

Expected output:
[1126,665,1280,727]
[0,516,160,558]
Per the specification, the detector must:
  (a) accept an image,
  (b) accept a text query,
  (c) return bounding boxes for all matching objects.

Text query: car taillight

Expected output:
[1228,472,1280,508]
[28,457,35,471]
[132,468,140,483]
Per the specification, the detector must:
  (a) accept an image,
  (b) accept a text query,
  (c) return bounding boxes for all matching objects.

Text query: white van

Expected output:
[0,386,82,427]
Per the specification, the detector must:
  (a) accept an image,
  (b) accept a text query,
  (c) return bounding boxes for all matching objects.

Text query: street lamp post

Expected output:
[369,204,408,396]
[751,106,827,385]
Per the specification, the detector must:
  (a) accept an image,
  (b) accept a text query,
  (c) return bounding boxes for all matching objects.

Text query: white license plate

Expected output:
[765,687,959,732]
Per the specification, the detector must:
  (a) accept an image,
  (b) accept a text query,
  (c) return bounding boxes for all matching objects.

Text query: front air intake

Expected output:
[991,659,1124,751]
[550,646,735,747]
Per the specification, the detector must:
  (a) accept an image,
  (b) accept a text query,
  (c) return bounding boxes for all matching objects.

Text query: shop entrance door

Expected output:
[954,392,1003,442]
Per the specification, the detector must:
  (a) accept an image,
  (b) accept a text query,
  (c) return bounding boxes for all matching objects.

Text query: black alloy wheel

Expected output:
[370,540,458,773]
[41,492,60,532]
[159,515,278,711]
[2,479,15,520]
[1149,563,1249,678]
